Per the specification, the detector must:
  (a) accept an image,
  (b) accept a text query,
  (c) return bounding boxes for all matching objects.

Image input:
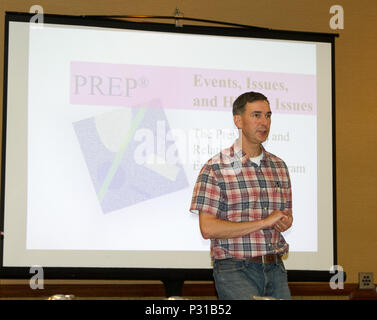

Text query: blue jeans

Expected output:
[213,258,291,300]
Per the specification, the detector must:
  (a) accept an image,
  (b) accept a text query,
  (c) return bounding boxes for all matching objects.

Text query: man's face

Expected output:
[233,100,272,146]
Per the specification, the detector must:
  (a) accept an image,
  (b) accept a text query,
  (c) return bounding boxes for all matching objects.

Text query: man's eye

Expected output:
[266,114,272,119]
[252,113,261,118]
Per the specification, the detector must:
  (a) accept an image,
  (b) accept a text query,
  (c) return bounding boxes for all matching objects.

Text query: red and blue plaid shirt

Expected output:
[190,142,292,260]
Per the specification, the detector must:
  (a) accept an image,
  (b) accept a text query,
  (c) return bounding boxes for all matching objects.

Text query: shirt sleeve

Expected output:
[189,163,222,217]
[282,162,293,211]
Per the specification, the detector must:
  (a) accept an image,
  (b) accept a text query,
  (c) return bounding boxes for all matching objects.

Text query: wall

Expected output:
[0,0,376,284]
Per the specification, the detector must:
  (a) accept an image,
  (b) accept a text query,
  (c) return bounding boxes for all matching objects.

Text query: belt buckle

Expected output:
[262,254,276,263]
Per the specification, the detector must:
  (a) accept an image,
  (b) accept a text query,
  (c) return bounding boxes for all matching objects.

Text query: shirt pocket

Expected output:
[266,179,289,211]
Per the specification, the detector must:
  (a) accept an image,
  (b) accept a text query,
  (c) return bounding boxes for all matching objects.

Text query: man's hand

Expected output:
[262,210,285,229]
[273,209,293,233]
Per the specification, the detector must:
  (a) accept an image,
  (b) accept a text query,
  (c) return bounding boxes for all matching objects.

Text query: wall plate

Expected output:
[358,272,374,289]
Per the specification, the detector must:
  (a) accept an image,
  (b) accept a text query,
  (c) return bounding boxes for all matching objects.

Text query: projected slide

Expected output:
[69,61,316,223]
[3,19,334,270]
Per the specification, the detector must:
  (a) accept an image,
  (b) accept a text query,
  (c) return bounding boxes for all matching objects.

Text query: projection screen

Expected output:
[1,13,336,280]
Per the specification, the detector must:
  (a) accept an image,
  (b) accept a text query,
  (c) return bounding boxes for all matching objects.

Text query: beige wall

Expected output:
[0,0,376,284]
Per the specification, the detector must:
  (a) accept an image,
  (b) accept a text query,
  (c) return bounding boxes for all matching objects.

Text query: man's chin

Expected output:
[258,133,269,142]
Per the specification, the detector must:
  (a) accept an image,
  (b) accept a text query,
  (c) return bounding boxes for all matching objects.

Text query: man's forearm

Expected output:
[199,210,285,240]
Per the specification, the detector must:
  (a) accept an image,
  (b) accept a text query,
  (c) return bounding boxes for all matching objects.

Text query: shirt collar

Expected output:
[230,141,270,165]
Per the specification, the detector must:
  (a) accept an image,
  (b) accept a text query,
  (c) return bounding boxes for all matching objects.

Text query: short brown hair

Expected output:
[232,92,269,115]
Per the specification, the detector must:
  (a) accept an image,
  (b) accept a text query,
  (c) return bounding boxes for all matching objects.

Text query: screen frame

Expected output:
[0,12,338,282]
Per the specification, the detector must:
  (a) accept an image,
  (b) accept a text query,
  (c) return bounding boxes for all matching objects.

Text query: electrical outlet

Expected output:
[358,272,374,289]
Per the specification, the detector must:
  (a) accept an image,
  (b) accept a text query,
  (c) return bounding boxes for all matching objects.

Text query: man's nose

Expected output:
[259,116,269,126]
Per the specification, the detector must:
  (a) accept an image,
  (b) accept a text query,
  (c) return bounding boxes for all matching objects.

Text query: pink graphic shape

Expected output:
[70,61,316,115]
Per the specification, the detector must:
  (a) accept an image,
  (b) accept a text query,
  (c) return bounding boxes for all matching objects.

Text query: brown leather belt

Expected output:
[249,254,281,263]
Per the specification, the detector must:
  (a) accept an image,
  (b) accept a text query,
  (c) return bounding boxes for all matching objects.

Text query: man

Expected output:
[190,92,293,300]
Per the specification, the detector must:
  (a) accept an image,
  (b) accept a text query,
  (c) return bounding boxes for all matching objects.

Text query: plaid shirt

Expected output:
[190,142,292,260]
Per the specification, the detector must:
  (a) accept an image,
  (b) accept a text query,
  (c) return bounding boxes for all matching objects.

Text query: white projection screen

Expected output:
[1,13,337,281]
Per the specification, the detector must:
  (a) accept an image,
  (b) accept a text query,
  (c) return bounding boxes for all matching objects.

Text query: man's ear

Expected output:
[233,114,242,129]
